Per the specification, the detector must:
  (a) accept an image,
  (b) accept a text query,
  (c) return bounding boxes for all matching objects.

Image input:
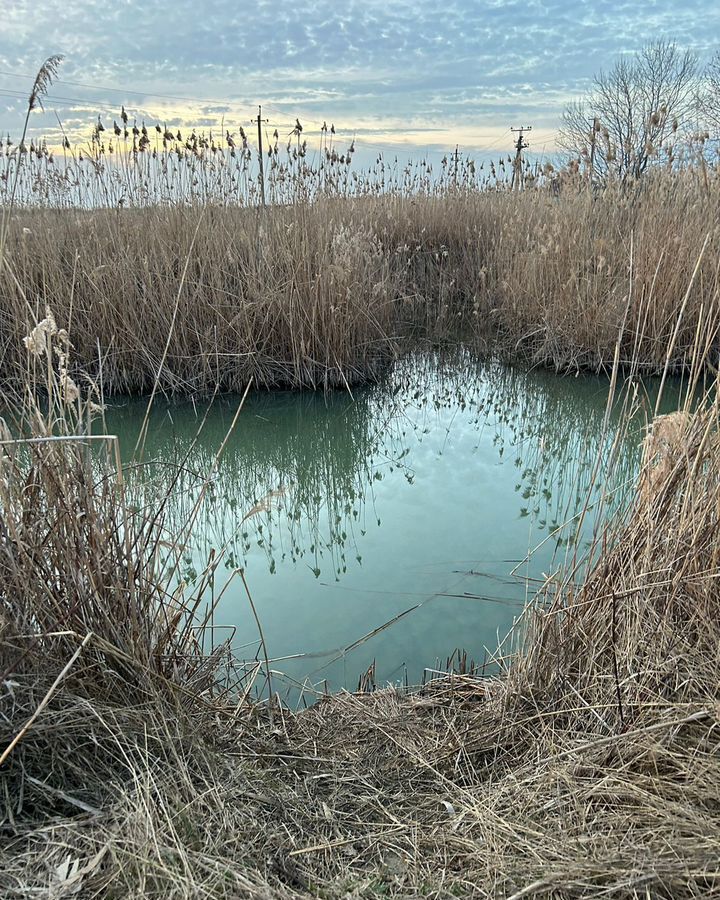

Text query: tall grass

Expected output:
[0,123,499,208]
[2,275,720,896]
[3,89,720,895]
[0,322,261,895]
[2,166,720,394]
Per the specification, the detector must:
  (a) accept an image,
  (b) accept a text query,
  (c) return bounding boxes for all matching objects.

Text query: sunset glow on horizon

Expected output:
[2,0,720,159]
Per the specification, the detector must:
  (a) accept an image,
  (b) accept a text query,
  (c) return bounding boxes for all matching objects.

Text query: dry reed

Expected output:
[3,97,720,898]
[2,124,720,394]
[2,273,720,898]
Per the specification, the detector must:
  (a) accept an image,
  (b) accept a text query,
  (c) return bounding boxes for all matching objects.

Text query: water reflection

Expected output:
[105,351,678,701]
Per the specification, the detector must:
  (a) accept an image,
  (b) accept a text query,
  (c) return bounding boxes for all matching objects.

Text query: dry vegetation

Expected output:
[2,320,720,897]
[3,68,720,896]
[2,128,720,394]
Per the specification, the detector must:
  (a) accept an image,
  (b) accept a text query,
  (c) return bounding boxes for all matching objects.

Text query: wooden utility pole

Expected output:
[510,125,532,190]
[253,105,269,206]
[589,116,599,182]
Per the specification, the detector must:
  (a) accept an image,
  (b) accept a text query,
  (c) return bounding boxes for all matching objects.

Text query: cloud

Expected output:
[0,0,718,153]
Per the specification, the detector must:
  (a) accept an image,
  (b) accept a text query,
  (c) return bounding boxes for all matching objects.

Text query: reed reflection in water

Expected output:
[106,352,679,700]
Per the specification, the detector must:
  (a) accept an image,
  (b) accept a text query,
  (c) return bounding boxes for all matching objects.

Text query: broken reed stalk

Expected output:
[0,633,91,767]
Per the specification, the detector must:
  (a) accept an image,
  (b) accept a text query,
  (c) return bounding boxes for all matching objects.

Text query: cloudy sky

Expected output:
[2,0,720,161]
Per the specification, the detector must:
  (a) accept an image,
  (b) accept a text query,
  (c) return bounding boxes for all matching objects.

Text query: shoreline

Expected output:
[2,178,720,897]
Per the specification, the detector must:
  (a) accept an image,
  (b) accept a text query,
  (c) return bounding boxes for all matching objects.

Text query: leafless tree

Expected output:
[700,51,720,136]
[559,42,699,181]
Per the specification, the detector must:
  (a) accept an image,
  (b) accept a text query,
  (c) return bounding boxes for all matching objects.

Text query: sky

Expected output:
[2,0,720,163]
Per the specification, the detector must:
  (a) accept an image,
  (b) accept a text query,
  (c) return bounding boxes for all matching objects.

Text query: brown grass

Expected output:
[1,166,720,395]
[639,409,693,503]
[2,96,720,896]
[2,270,720,897]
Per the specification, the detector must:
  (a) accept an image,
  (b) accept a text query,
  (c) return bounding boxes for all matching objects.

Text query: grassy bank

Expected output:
[3,86,720,892]
[2,284,720,897]
[2,167,720,394]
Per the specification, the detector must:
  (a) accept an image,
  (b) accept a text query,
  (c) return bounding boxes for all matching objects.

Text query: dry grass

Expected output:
[3,95,720,896]
[2,289,720,898]
[1,162,720,395]
[639,409,692,502]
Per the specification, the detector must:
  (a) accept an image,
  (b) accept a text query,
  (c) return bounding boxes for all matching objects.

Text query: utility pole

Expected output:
[589,116,599,182]
[253,105,269,207]
[510,125,532,190]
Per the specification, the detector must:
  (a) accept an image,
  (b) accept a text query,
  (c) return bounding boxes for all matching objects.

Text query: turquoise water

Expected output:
[105,352,680,703]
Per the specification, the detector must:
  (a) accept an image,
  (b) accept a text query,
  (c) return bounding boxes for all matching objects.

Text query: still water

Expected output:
[106,352,680,702]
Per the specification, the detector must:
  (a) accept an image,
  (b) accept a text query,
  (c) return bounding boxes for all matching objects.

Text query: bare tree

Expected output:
[559,41,699,181]
[700,51,720,136]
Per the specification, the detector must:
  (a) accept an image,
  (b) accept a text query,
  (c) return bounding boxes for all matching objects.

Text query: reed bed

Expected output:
[3,84,720,894]
[2,276,720,897]
[2,135,720,393]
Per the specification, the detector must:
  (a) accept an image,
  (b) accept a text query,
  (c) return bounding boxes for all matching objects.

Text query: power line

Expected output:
[0,69,308,137]
[0,87,389,150]
[0,75,527,156]
[0,68,326,135]
[0,88,143,112]
[484,127,512,151]
[0,89,291,135]
[0,68,259,112]
[0,68,503,145]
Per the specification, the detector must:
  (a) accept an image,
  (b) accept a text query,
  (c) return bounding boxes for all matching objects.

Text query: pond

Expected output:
[105,351,683,704]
